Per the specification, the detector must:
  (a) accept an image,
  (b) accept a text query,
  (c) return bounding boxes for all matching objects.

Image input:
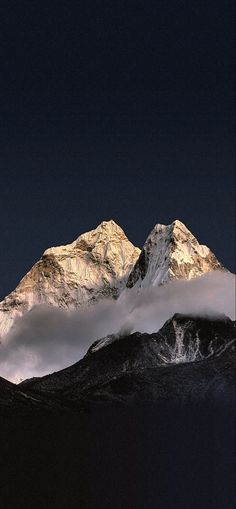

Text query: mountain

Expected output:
[127,220,224,289]
[0,219,226,341]
[20,314,235,407]
[1,313,235,509]
[0,220,140,339]
[2,317,235,509]
[0,220,233,509]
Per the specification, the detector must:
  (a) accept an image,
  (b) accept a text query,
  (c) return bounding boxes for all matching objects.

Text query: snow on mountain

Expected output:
[0,220,140,339]
[127,220,225,289]
[0,218,228,342]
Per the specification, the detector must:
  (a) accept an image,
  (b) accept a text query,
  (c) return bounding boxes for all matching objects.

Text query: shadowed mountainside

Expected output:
[19,314,236,409]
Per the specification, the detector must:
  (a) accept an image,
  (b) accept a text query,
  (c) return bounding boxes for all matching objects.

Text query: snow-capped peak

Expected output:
[44,220,128,257]
[0,220,140,339]
[0,218,227,341]
[127,219,224,289]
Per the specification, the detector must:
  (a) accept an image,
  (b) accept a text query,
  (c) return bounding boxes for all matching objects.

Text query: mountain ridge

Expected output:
[0,219,228,341]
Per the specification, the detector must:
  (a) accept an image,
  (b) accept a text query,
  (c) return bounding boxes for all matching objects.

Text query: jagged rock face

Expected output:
[0,220,140,339]
[127,220,224,289]
[20,315,236,406]
[153,314,235,363]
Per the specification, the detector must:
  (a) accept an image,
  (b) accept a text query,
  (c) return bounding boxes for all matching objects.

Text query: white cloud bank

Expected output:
[0,271,235,383]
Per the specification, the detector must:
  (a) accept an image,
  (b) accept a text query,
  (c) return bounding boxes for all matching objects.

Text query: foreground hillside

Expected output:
[20,314,236,410]
[0,314,235,508]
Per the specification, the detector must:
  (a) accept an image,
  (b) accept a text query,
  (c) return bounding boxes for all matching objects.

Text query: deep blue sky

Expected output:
[0,0,235,299]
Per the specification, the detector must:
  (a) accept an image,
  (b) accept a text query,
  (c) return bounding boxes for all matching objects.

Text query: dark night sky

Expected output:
[0,0,235,299]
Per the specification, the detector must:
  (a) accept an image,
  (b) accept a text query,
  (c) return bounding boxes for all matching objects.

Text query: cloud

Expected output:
[119,270,235,334]
[0,271,235,383]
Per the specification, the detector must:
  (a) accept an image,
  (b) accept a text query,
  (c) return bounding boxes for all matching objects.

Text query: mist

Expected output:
[0,271,235,383]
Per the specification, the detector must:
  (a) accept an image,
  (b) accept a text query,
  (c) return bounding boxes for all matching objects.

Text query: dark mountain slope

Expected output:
[0,375,74,415]
[20,314,236,408]
[1,314,235,509]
